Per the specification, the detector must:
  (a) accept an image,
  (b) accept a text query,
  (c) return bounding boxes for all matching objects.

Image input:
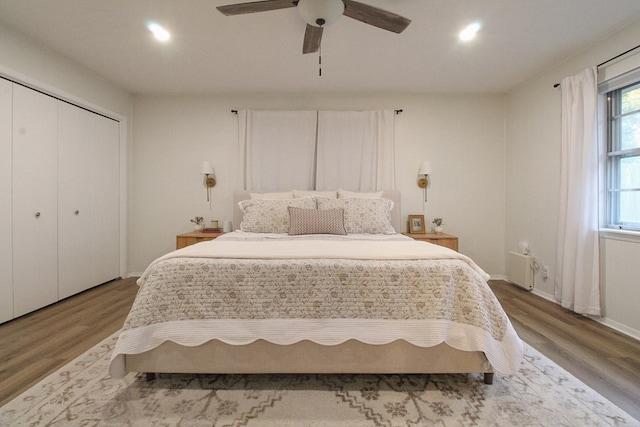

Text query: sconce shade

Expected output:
[201,161,215,175]
[297,0,344,27]
[418,160,432,175]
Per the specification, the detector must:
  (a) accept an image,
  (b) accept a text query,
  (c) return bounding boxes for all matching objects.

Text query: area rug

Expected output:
[1,333,638,427]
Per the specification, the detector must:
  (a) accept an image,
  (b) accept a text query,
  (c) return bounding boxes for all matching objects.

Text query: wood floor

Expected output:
[490,280,640,421]
[0,277,139,407]
[1,278,639,421]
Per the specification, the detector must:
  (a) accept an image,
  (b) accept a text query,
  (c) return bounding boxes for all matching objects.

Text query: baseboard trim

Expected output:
[491,280,640,342]
[531,288,555,302]
[589,316,640,341]
[530,288,640,341]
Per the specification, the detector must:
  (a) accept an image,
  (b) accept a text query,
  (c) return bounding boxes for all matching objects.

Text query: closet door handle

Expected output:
[35,212,41,218]
[75,210,80,215]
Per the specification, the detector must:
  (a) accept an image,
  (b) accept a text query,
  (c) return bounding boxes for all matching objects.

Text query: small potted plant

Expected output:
[190,216,204,231]
[432,218,444,233]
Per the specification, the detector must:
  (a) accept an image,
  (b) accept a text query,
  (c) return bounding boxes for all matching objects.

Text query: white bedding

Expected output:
[138,232,490,285]
[110,232,523,379]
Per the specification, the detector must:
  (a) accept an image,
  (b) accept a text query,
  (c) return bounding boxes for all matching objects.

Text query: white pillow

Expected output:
[293,190,337,199]
[250,191,294,200]
[239,197,316,233]
[316,197,395,234]
[337,189,384,198]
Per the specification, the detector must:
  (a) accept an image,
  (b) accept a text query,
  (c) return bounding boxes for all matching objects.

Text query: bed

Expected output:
[109,190,523,384]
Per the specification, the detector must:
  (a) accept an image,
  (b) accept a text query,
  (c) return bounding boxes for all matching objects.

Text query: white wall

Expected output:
[130,94,506,275]
[506,19,640,338]
[0,23,131,117]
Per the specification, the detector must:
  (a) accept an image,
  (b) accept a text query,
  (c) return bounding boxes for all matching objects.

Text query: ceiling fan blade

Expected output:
[217,0,297,16]
[302,24,323,54]
[342,0,411,33]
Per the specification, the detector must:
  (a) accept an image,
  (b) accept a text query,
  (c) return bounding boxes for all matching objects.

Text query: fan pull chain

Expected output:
[319,46,322,77]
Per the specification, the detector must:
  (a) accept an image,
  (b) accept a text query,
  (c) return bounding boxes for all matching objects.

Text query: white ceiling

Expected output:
[1,0,640,94]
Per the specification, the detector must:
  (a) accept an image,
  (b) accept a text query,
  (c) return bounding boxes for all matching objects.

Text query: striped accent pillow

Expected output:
[288,207,347,235]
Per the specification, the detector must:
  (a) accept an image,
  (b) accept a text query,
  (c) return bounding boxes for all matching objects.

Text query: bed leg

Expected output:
[145,373,157,381]
[483,373,494,385]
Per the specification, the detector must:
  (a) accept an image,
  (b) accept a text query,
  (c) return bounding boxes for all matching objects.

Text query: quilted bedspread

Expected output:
[109,233,523,378]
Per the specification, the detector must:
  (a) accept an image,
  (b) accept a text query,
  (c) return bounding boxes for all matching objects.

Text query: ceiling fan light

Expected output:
[298,0,345,27]
[147,22,171,42]
[459,22,481,42]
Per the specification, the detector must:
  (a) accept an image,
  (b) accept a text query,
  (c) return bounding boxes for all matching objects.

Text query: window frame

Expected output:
[605,82,640,231]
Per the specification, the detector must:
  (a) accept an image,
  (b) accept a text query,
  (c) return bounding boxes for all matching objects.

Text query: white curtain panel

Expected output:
[238,110,318,191]
[316,110,395,191]
[238,109,395,192]
[555,67,601,316]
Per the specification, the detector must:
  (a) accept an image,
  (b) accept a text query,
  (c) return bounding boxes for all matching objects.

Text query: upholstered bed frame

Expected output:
[126,191,494,384]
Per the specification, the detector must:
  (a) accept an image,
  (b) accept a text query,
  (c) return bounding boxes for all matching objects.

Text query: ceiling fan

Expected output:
[217,0,411,54]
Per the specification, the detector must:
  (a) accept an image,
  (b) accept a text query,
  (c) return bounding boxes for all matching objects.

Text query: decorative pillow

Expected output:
[288,207,347,235]
[249,191,294,200]
[337,189,384,198]
[292,190,337,199]
[316,197,395,234]
[239,197,316,233]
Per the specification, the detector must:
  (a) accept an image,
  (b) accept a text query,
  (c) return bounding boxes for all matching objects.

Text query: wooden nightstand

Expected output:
[176,231,223,249]
[403,232,459,252]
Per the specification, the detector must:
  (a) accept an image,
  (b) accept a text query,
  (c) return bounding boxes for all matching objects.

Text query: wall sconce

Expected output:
[417,160,431,202]
[201,161,216,202]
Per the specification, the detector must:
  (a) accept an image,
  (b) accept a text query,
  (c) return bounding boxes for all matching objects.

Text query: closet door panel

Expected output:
[91,114,120,284]
[58,102,93,299]
[12,85,58,317]
[0,80,13,323]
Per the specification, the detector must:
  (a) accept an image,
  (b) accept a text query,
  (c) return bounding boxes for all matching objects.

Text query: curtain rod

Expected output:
[231,109,404,114]
[553,43,640,88]
[597,43,640,68]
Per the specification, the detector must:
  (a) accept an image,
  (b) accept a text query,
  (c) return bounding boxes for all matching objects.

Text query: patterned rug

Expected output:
[1,333,638,427]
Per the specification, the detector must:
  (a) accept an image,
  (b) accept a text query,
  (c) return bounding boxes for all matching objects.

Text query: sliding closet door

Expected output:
[0,79,13,323]
[90,113,120,285]
[12,85,58,317]
[58,102,93,299]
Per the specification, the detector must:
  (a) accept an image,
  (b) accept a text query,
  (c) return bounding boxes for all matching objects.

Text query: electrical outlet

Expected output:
[542,266,549,279]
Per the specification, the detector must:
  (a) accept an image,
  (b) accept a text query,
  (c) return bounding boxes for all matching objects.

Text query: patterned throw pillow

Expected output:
[288,207,347,235]
[239,197,316,233]
[316,197,395,234]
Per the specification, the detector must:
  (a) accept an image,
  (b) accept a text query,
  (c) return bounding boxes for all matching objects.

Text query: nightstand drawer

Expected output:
[403,232,458,252]
[176,231,223,249]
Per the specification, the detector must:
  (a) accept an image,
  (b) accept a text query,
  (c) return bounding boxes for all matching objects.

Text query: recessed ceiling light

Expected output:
[459,22,481,42]
[147,22,171,42]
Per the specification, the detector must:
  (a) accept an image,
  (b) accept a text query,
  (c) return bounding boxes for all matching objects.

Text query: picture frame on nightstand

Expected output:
[408,215,426,234]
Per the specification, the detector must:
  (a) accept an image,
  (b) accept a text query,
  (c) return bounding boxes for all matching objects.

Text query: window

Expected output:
[606,82,640,230]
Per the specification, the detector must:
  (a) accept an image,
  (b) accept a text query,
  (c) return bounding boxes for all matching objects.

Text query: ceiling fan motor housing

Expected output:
[217,0,411,55]
[298,0,345,27]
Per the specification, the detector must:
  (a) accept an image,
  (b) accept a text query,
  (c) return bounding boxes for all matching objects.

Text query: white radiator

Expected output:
[507,251,534,290]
